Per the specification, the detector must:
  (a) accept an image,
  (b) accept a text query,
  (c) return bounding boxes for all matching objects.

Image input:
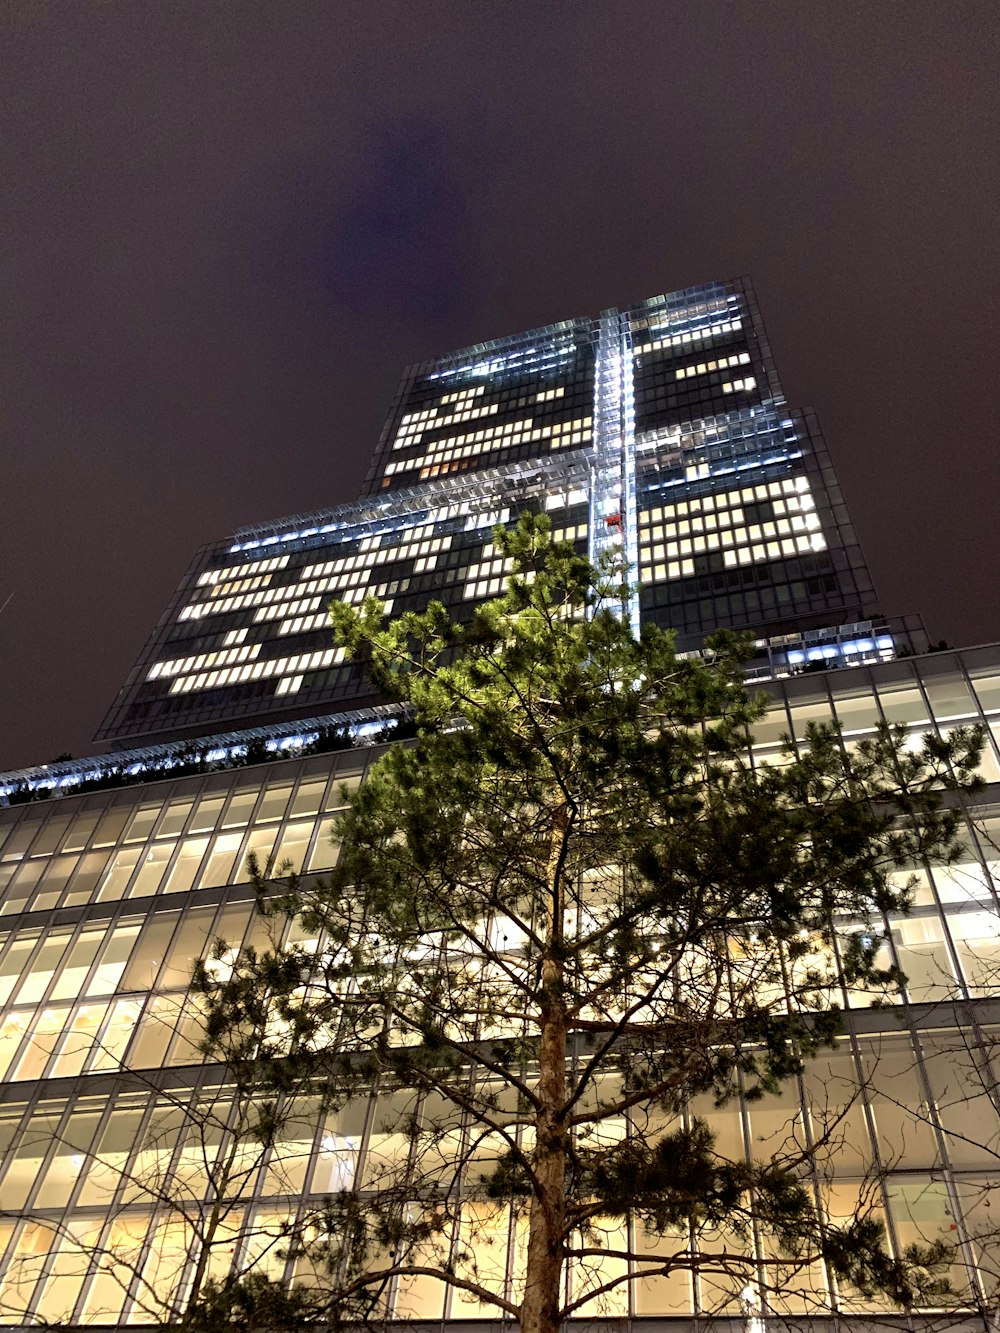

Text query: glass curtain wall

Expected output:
[1,650,999,1325]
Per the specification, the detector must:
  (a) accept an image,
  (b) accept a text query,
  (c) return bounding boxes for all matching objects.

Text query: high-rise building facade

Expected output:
[96,279,880,750]
[0,281,998,1330]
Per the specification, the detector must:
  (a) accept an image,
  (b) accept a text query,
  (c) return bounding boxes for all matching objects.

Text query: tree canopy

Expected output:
[198,515,983,1333]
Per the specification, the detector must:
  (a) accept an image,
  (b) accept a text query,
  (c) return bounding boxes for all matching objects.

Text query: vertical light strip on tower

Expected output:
[589,310,639,635]
[618,314,640,638]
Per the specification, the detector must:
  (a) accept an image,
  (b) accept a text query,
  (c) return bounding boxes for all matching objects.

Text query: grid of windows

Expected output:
[626,282,780,437]
[383,383,593,481]
[0,758,362,920]
[638,473,825,582]
[0,1033,990,1323]
[175,528,462,626]
[634,314,744,354]
[461,522,588,600]
[633,343,763,432]
[674,351,751,380]
[0,754,366,1091]
[2,652,1000,1322]
[103,496,587,737]
[631,400,873,645]
[365,324,597,494]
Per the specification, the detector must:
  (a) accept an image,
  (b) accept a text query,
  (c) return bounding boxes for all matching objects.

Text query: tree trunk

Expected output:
[521,803,570,1333]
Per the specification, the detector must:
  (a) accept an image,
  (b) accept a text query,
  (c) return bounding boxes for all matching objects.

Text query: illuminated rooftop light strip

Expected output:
[230,452,593,551]
[786,637,894,666]
[634,412,802,462]
[639,447,806,495]
[637,289,739,317]
[425,337,581,382]
[0,704,408,801]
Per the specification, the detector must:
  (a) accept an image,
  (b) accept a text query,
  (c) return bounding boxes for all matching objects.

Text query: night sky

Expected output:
[3,1,998,772]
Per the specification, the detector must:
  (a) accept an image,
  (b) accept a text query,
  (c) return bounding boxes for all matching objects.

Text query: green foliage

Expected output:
[169,1273,318,1332]
[822,1224,953,1307]
[192,515,982,1330]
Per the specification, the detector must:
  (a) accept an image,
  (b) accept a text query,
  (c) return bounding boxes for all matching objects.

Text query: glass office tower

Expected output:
[96,279,879,750]
[1,280,997,1330]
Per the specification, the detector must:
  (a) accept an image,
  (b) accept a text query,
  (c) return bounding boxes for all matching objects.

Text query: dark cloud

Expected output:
[331,122,478,316]
[256,115,491,330]
[2,0,998,770]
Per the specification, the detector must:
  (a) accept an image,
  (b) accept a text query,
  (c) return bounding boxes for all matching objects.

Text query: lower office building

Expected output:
[2,648,1000,1327]
[0,281,998,1328]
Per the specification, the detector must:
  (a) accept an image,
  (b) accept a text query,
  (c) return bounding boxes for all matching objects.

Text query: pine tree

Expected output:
[204,515,982,1332]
